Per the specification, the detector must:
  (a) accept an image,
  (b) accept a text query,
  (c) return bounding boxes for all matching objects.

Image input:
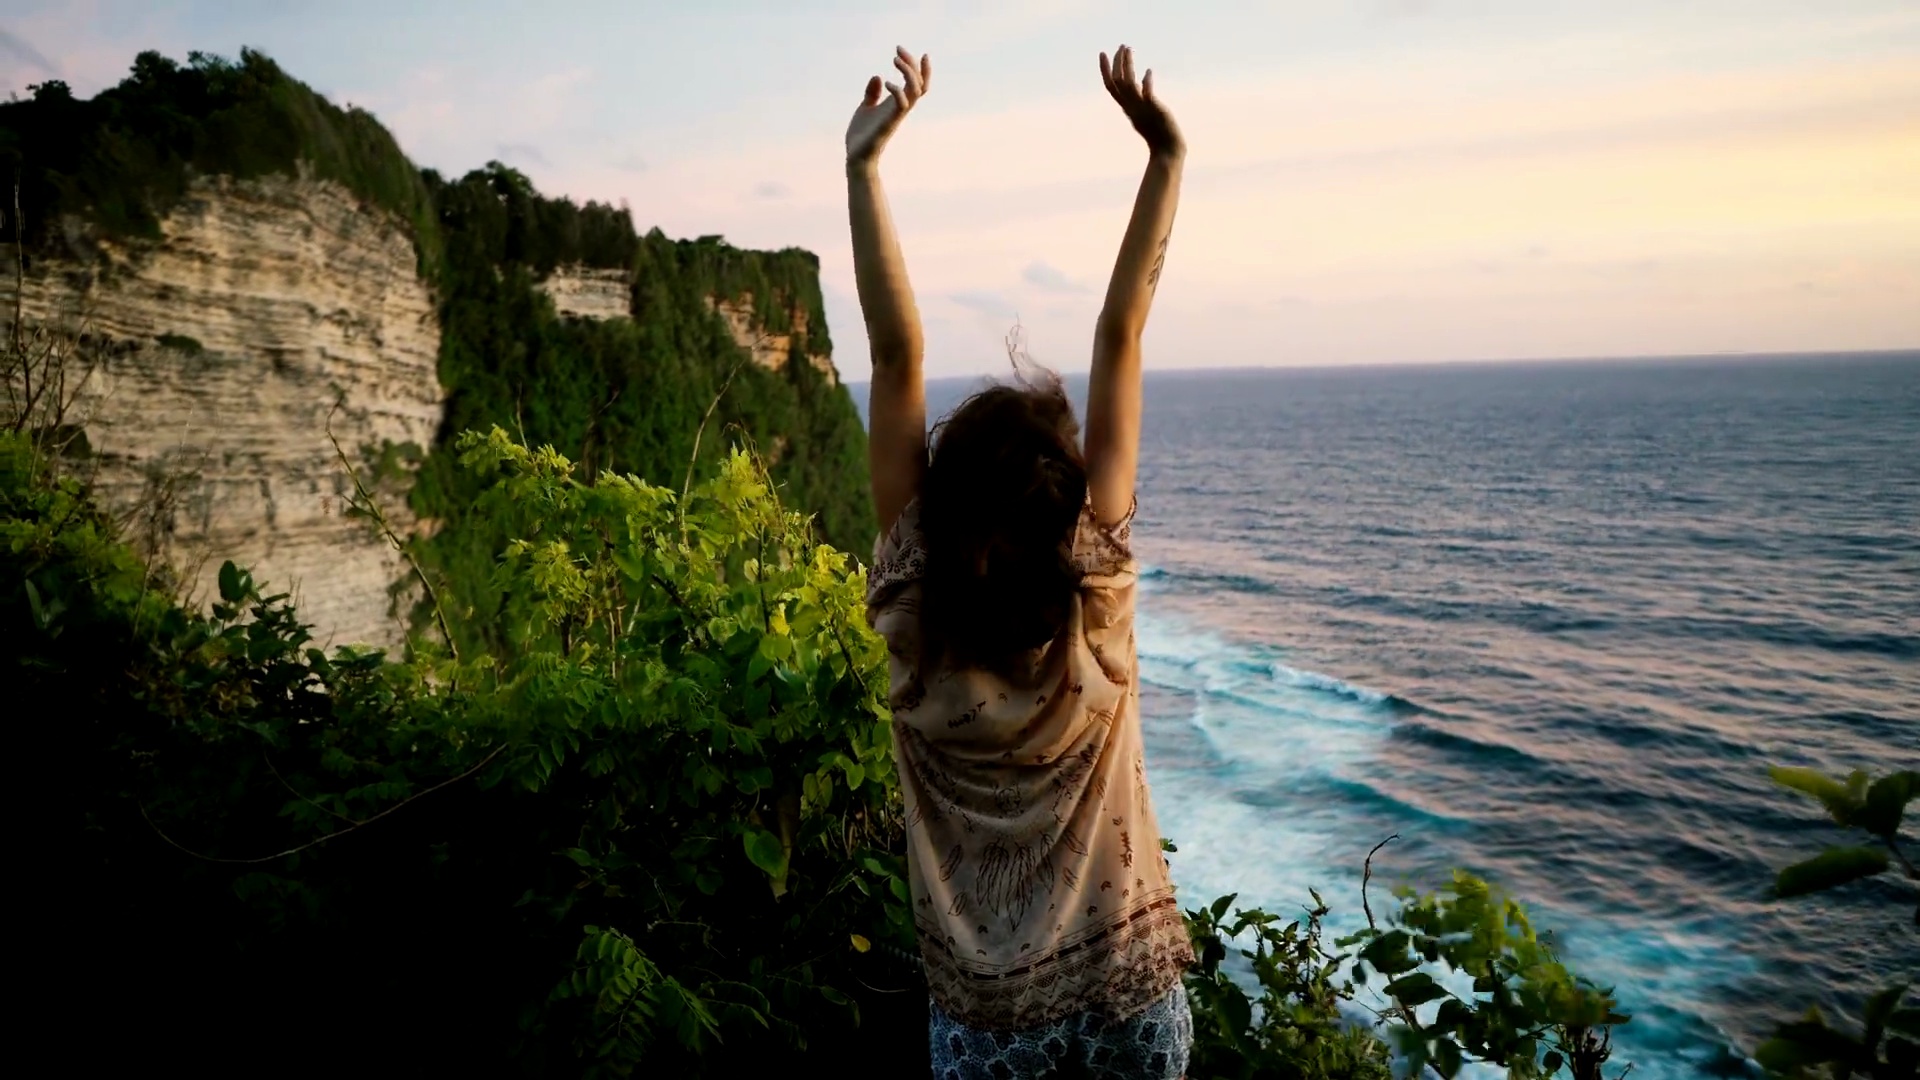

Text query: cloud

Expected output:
[753,180,792,200]
[496,142,550,167]
[1022,260,1089,293]
[609,152,650,174]
[948,290,1014,318]
[0,30,59,78]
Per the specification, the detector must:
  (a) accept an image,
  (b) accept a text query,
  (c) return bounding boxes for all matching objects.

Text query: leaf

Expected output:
[735,765,774,795]
[1386,972,1449,1007]
[1432,1036,1464,1079]
[1543,1051,1565,1074]
[23,578,47,629]
[758,632,791,662]
[1360,929,1418,975]
[743,827,788,881]
[1864,981,1911,1046]
[1220,986,1253,1036]
[1210,894,1237,922]
[1761,1014,1866,1071]
[1770,766,1867,828]
[219,560,246,603]
[1435,999,1473,1030]
[849,934,870,953]
[746,649,773,681]
[1755,1035,1840,1073]
[1775,846,1889,898]
[1861,771,1918,838]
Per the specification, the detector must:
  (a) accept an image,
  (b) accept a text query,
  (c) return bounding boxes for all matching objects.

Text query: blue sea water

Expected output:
[854,351,1920,1078]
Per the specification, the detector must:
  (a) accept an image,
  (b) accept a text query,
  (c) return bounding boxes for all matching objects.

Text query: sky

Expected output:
[3,0,1917,379]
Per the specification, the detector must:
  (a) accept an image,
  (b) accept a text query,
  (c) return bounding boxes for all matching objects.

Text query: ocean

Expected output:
[852,350,1920,1079]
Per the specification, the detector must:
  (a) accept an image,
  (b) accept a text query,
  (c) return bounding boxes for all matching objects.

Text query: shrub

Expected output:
[1754,766,1917,1080]
[7,426,904,1074]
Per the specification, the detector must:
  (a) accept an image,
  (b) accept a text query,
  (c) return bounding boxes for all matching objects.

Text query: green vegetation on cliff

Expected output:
[419,165,870,655]
[0,48,875,660]
[0,49,440,271]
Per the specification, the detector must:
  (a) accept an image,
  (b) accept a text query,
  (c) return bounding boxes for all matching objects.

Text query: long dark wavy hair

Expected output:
[918,361,1087,676]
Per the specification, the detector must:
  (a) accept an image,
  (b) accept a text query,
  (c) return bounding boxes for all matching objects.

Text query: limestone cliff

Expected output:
[539,266,838,386]
[708,293,838,386]
[3,49,875,655]
[2,170,441,650]
[537,265,631,322]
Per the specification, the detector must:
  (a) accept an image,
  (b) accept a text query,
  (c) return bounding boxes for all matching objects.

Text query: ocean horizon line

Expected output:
[846,346,1920,388]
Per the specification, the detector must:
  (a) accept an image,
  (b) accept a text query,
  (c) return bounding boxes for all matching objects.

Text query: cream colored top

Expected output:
[865,495,1193,1030]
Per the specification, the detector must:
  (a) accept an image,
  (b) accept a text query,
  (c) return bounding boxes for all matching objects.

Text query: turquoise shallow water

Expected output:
[858,351,1920,1078]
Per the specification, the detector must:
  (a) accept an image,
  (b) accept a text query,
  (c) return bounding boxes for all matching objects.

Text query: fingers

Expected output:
[863,75,883,107]
[1120,44,1136,88]
[885,80,909,115]
[1142,68,1154,103]
[1099,50,1114,94]
[891,46,929,104]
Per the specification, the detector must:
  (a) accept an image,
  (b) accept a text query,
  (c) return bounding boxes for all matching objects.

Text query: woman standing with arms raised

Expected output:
[849,42,1194,1079]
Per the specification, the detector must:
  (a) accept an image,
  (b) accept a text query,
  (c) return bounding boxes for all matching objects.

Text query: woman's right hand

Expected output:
[847,46,931,166]
[1100,45,1184,160]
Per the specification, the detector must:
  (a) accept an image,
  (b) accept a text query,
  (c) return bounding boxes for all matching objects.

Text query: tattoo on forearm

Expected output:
[1146,233,1170,293]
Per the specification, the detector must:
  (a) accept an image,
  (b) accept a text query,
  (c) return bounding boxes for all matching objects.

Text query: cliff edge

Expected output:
[1,49,873,652]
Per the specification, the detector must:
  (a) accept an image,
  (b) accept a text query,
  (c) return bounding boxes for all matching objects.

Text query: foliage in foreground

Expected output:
[1755,767,1918,1080]
[1186,868,1628,1080]
[8,427,903,1072]
[8,421,1641,1077]
[45,422,1920,1080]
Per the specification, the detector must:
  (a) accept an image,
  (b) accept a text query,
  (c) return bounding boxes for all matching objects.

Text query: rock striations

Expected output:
[4,170,441,650]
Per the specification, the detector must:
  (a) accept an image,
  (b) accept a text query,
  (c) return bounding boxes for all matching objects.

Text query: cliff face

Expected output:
[537,266,631,322]
[3,50,875,654]
[540,266,838,386]
[708,293,838,386]
[3,170,441,649]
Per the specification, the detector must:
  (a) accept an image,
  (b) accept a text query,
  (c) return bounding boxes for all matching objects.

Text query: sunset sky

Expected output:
[4,0,1917,378]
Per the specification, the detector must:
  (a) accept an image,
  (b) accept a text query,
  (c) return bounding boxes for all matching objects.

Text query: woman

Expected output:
[850,43,1193,1079]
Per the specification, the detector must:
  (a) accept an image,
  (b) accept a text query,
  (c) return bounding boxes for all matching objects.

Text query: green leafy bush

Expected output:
[416,172,873,660]
[1185,887,1394,1080]
[7,426,907,1074]
[1755,766,1917,1080]
[445,428,907,1070]
[1184,861,1628,1080]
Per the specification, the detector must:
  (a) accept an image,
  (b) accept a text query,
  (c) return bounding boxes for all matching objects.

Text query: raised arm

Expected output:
[1085,45,1185,527]
[847,46,932,536]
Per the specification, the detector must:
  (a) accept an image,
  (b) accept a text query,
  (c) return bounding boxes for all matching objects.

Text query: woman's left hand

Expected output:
[1100,45,1183,160]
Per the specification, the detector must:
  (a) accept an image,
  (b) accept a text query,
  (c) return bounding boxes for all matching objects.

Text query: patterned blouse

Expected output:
[865,494,1194,1031]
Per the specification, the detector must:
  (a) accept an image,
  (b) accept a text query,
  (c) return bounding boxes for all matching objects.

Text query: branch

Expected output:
[1363,833,1399,931]
[140,744,505,865]
[264,754,359,826]
[325,396,459,663]
[1884,834,1917,881]
[681,349,755,512]
[11,177,25,358]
